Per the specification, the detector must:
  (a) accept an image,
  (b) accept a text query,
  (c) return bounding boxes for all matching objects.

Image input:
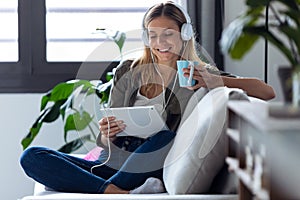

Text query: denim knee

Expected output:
[146,130,176,151]
[20,146,47,172]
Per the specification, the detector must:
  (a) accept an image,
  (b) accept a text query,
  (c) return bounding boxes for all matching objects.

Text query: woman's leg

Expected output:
[105,130,176,191]
[20,146,118,193]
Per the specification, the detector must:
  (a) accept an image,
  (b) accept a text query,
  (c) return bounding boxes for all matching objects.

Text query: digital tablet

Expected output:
[99,106,168,138]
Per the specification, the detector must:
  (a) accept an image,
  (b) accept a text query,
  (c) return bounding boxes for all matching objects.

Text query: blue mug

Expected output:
[176,60,198,87]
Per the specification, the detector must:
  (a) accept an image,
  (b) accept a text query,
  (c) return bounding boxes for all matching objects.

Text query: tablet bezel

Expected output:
[99,105,168,138]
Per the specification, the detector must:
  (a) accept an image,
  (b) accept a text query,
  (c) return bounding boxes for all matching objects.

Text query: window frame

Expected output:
[0,0,188,93]
[0,0,120,93]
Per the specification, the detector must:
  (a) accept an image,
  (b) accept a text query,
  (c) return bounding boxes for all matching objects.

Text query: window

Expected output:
[0,0,185,92]
[0,0,18,62]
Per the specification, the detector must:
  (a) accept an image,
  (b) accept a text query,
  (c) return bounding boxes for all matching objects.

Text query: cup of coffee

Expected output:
[176,60,198,87]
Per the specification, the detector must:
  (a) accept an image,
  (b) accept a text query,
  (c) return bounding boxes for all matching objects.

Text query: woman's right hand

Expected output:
[99,116,126,140]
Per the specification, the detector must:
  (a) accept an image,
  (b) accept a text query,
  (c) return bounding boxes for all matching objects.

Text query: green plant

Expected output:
[220,0,300,72]
[21,29,126,153]
[21,78,113,153]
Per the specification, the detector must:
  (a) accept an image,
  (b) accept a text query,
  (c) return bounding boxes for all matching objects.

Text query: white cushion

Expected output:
[163,87,248,194]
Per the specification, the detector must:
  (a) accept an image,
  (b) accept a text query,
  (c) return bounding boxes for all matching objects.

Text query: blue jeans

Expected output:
[20,130,175,193]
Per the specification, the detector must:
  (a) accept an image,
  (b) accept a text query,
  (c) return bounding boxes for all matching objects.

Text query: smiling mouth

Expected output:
[157,47,171,53]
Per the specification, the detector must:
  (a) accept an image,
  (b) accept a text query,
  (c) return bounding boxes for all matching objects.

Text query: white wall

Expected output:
[0,93,98,200]
[0,94,64,199]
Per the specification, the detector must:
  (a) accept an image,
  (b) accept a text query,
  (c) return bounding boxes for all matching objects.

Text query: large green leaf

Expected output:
[276,0,300,11]
[21,108,50,149]
[59,95,74,120]
[230,33,259,59]
[48,80,92,102]
[283,9,300,27]
[40,91,51,111]
[58,134,91,153]
[43,99,66,123]
[49,82,76,102]
[64,111,93,142]
[76,80,95,92]
[220,14,259,58]
[21,99,67,150]
[246,0,271,7]
[279,25,300,59]
[95,80,112,103]
[244,26,296,65]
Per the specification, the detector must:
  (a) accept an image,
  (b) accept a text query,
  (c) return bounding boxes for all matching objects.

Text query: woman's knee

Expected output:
[145,130,176,150]
[150,130,176,143]
[20,146,48,169]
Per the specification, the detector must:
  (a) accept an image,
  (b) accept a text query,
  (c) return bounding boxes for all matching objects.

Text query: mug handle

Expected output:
[188,61,194,85]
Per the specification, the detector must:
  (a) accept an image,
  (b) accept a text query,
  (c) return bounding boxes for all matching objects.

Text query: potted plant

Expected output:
[21,29,126,153]
[220,0,300,107]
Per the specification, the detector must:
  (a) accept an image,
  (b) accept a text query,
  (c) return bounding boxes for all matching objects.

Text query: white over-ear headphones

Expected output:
[142,2,193,46]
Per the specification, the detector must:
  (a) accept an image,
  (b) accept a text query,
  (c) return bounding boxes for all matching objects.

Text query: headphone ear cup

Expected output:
[181,23,193,41]
[142,30,149,46]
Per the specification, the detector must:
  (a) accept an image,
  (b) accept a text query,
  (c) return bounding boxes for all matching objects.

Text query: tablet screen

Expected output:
[99,106,168,138]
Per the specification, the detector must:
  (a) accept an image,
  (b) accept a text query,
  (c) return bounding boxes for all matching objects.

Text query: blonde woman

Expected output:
[20,1,275,195]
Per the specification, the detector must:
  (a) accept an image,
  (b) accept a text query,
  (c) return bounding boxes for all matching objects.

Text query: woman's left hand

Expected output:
[183,64,224,90]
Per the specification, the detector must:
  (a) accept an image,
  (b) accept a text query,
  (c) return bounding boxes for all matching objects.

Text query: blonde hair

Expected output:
[131,1,204,94]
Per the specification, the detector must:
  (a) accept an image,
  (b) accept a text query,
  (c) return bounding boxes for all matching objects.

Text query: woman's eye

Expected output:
[164,30,176,36]
[149,35,157,39]
[164,33,173,37]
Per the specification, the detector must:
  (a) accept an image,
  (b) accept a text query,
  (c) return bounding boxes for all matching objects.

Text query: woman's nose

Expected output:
[156,35,167,44]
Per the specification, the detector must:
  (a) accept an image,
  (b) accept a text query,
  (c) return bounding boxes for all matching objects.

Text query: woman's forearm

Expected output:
[222,76,276,100]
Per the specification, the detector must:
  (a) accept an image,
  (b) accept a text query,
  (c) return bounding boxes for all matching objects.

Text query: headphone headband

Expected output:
[142,2,193,46]
[170,2,191,24]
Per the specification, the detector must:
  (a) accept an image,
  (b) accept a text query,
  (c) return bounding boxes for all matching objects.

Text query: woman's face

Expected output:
[147,16,183,65]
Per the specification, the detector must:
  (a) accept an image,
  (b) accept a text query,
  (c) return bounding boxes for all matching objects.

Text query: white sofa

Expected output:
[20,182,238,200]
[21,87,256,200]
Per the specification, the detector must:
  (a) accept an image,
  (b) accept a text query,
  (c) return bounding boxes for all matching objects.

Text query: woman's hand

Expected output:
[183,64,224,90]
[182,63,275,100]
[99,116,126,144]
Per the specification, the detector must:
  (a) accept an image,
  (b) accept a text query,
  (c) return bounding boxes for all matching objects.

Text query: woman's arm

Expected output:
[184,65,276,100]
[96,60,134,147]
[222,76,275,100]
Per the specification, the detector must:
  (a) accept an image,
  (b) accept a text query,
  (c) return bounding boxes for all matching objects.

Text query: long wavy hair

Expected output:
[131,1,203,95]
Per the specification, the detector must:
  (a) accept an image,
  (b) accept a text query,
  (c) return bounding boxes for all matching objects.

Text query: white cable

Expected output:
[150,50,177,114]
[180,41,188,60]
[90,46,184,174]
[90,108,112,174]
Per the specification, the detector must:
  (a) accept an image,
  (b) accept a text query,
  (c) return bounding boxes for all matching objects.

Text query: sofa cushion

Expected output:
[163,87,248,194]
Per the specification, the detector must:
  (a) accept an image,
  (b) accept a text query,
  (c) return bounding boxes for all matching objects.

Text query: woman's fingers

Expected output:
[101,125,125,137]
[99,116,126,137]
[183,64,207,77]
[183,65,208,90]
[183,64,224,90]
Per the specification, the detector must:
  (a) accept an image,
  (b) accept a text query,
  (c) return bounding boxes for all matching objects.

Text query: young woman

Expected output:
[20,1,275,195]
